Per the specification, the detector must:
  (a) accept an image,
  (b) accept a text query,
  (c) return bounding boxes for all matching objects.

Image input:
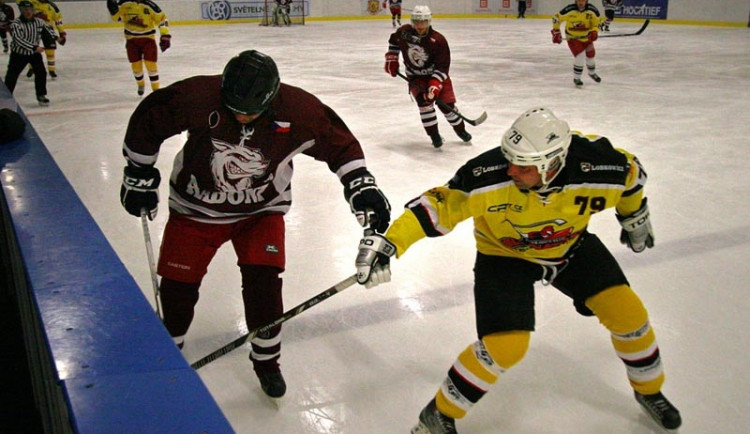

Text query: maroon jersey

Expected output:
[123,76,367,223]
[387,25,451,82]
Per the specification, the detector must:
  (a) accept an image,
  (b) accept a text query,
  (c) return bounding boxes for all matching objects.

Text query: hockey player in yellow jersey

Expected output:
[107,0,170,96]
[19,0,65,79]
[355,107,682,433]
[552,0,605,87]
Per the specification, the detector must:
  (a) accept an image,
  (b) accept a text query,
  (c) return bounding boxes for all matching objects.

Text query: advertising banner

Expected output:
[200,0,308,21]
[616,0,668,20]
[474,0,537,15]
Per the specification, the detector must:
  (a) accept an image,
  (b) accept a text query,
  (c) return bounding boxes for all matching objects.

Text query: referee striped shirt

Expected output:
[10,17,56,56]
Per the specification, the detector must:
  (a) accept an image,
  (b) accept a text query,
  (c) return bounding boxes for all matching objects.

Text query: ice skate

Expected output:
[2,44,8,54]
[635,391,681,432]
[429,132,444,149]
[457,130,472,143]
[37,95,50,107]
[257,370,286,407]
[137,84,145,96]
[26,68,34,79]
[589,73,601,83]
[574,78,584,88]
[49,70,57,80]
[411,398,457,434]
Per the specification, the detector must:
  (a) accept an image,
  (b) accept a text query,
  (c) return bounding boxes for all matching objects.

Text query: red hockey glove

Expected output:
[551,29,562,44]
[424,78,442,102]
[587,30,598,42]
[159,35,171,52]
[57,32,67,46]
[384,52,399,77]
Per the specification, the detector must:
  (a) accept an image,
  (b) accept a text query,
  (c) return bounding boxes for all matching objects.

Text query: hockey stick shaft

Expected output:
[396,72,487,126]
[564,19,649,40]
[600,19,649,37]
[190,274,358,370]
[140,209,163,320]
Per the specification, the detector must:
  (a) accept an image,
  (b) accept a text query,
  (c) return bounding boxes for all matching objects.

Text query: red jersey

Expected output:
[123,76,367,223]
[387,25,451,82]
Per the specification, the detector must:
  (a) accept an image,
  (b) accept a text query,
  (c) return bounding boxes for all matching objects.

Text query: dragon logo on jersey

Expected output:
[209,138,269,192]
[500,224,581,251]
[406,44,429,68]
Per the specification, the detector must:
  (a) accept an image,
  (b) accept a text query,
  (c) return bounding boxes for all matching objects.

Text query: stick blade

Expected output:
[467,111,488,126]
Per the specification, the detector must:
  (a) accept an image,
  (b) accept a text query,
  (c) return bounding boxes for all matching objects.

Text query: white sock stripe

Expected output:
[251,333,282,347]
[616,341,659,361]
[612,321,651,341]
[251,350,280,361]
[626,358,663,382]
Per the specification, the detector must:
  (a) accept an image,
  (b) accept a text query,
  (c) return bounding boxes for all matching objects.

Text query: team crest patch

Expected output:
[265,244,279,253]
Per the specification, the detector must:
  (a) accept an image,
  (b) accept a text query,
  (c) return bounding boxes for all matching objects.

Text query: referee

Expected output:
[3,0,56,106]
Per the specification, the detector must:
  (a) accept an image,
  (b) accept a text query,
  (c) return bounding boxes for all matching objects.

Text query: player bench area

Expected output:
[0,84,232,433]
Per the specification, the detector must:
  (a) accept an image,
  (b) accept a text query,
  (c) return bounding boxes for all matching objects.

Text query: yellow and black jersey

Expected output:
[109,0,169,40]
[552,3,603,41]
[19,0,64,33]
[385,133,646,263]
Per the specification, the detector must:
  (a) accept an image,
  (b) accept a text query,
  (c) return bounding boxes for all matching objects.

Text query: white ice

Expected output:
[4,18,749,433]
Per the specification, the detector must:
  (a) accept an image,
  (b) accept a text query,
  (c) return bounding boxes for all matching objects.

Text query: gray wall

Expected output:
[25,1,750,29]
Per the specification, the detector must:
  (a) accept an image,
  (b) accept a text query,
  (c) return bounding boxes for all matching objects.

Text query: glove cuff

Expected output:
[617,198,649,229]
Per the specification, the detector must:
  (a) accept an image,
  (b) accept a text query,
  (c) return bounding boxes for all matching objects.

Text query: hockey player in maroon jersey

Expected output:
[552,0,604,87]
[0,0,15,53]
[119,50,391,402]
[384,0,402,27]
[384,5,472,149]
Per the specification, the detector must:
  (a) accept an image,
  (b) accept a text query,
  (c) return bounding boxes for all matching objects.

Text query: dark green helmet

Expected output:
[221,50,280,115]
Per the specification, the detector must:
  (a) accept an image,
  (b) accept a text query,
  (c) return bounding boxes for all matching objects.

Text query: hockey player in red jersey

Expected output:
[355,108,682,433]
[119,50,391,402]
[384,5,472,149]
[552,0,604,87]
[385,0,402,27]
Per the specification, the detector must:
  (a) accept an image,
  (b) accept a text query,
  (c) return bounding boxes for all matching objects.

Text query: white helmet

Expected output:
[411,5,432,25]
[501,107,571,188]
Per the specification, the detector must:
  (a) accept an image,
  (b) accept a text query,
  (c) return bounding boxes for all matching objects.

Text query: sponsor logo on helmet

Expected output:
[546,132,560,144]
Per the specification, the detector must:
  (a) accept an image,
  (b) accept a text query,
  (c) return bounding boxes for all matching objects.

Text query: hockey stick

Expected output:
[564,19,650,40]
[599,19,649,38]
[396,72,487,126]
[140,209,163,320]
[190,274,358,370]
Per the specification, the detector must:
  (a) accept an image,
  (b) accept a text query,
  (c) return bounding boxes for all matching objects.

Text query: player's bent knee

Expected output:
[481,331,531,369]
[585,284,648,334]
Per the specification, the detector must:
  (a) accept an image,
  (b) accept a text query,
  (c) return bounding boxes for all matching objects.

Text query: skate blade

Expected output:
[410,421,429,434]
[638,406,680,434]
[267,395,284,409]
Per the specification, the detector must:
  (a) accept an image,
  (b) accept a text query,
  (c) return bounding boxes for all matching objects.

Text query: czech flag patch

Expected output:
[273,121,291,133]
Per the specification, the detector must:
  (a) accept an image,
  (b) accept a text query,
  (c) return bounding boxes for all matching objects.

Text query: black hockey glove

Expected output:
[120,165,160,220]
[617,198,654,253]
[355,230,396,288]
[343,170,391,233]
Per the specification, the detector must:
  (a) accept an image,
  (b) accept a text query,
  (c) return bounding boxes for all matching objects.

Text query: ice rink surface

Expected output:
[3,16,749,433]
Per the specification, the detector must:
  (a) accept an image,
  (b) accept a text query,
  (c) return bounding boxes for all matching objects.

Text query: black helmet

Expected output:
[221,50,280,115]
